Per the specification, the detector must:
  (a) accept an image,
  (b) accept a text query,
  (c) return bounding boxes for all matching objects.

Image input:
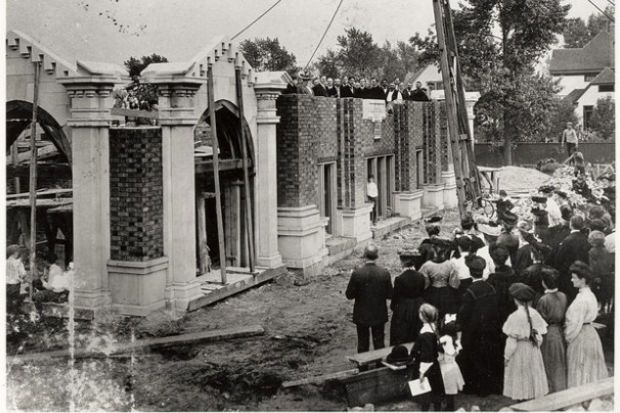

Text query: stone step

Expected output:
[371,216,411,239]
[326,236,357,265]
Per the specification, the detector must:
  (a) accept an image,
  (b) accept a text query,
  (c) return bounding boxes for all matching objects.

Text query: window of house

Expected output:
[598,84,614,92]
[366,155,395,221]
[318,162,337,234]
[584,73,598,82]
[583,105,594,130]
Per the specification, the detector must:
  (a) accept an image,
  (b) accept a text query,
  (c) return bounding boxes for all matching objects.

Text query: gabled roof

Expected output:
[550,30,614,75]
[590,67,614,85]
[562,88,586,105]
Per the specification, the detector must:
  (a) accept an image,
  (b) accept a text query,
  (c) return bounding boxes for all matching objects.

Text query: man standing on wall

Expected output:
[367,175,379,225]
[346,244,393,356]
[561,122,578,158]
[409,81,430,102]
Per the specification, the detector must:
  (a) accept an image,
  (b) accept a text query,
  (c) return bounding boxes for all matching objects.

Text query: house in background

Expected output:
[549,30,614,129]
[405,64,444,91]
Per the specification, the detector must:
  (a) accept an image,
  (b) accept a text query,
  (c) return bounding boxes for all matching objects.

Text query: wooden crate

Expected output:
[340,366,415,407]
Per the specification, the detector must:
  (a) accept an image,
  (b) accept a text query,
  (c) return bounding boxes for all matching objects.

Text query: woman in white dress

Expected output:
[565,261,608,388]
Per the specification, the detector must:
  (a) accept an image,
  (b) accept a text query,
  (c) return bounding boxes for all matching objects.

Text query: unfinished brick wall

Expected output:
[275,96,446,210]
[109,127,164,261]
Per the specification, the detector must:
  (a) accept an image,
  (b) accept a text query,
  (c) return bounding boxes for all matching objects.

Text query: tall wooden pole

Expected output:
[432,0,467,217]
[207,62,228,284]
[28,61,41,299]
[234,57,255,273]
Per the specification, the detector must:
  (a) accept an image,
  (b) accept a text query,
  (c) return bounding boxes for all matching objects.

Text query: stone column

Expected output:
[253,77,286,269]
[61,77,120,317]
[153,81,204,315]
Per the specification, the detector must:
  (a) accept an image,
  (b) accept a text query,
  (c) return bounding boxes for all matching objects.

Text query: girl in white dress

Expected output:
[565,261,608,387]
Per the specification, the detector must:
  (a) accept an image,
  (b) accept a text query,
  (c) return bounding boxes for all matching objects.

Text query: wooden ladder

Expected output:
[432,0,481,218]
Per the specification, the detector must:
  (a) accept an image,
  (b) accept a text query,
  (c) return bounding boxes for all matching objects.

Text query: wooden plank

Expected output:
[28,60,41,300]
[196,195,209,275]
[510,377,614,412]
[207,62,228,284]
[282,368,360,388]
[7,188,72,200]
[110,107,159,119]
[234,59,255,273]
[9,325,265,363]
[346,342,415,367]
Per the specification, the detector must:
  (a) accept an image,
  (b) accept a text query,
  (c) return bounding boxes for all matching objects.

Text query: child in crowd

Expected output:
[503,283,549,401]
[438,314,464,411]
[6,244,27,314]
[410,304,446,411]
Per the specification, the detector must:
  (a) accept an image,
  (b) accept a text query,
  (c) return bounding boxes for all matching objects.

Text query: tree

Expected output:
[563,18,591,48]
[562,6,614,48]
[314,28,420,80]
[410,0,569,164]
[589,96,615,140]
[124,54,168,78]
[239,37,297,73]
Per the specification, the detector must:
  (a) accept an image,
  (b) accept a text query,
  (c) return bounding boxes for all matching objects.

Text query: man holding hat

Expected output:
[457,254,503,396]
[346,244,393,354]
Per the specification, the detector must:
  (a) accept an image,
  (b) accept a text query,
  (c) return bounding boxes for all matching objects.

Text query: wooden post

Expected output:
[10,141,21,193]
[234,56,256,274]
[196,194,209,275]
[207,62,228,284]
[432,0,467,217]
[28,61,41,299]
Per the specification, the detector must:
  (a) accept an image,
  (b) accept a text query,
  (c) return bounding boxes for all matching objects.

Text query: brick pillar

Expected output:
[107,127,168,316]
[60,76,120,316]
[253,74,286,269]
[151,80,203,315]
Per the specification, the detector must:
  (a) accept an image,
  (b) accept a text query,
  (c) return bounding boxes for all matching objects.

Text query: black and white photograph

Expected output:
[2,0,617,411]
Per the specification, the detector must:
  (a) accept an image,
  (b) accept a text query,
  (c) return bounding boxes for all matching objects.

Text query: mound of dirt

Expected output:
[496,166,550,192]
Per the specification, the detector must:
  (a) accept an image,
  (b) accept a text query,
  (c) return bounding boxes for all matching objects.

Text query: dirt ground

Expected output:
[6,209,614,411]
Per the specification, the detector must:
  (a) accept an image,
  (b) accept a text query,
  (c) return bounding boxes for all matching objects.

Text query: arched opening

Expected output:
[6,100,73,266]
[194,100,255,275]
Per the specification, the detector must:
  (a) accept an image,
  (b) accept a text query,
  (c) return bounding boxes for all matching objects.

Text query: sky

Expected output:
[5,0,612,67]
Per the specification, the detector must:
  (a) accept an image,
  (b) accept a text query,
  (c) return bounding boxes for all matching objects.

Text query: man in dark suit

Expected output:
[409,81,430,101]
[457,255,503,396]
[341,76,354,97]
[551,215,590,302]
[312,78,327,97]
[346,244,393,353]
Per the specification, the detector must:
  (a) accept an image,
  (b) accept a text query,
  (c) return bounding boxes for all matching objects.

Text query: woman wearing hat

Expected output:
[502,283,549,400]
[390,247,427,346]
[419,238,460,318]
[588,230,613,313]
[565,262,608,387]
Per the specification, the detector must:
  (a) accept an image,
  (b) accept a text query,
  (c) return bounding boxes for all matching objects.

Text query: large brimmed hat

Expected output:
[554,190,568,199]
[538,185,555,194]
[502,211,519,226]
[531,196,547,204]
[425,215,443,224]
[385,345,413,365]
[465,255,486,273]
[509,283,536,302]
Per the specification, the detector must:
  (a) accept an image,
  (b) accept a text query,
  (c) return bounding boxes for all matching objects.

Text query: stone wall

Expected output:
[475,142,616,167]
[109,127,164,261]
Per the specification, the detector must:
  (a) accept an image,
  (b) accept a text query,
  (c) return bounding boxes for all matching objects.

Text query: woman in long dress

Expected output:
[503,283,549,400]
[419,238,460,318]
[389,247,426,346]
[565,261,608,387]
[536,267,568,393]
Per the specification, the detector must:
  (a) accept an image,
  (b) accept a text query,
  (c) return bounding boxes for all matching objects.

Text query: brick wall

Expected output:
[109,127,164,261]
[275,96,447,210]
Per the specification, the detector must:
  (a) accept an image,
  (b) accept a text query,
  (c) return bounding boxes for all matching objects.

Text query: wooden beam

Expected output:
[282,369,360,388]
[196,194,209,275]
[234,58,255,273]
[28,60,41,299]
[7,188,72,200]
[346,342,415,367]
[510,377,614,412]
[207,63,228,284]
[8,325,265,363]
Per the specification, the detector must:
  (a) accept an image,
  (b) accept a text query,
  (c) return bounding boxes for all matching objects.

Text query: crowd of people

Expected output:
[346,174,614,410]
[6,247,72,317]
[284,73,431,103]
